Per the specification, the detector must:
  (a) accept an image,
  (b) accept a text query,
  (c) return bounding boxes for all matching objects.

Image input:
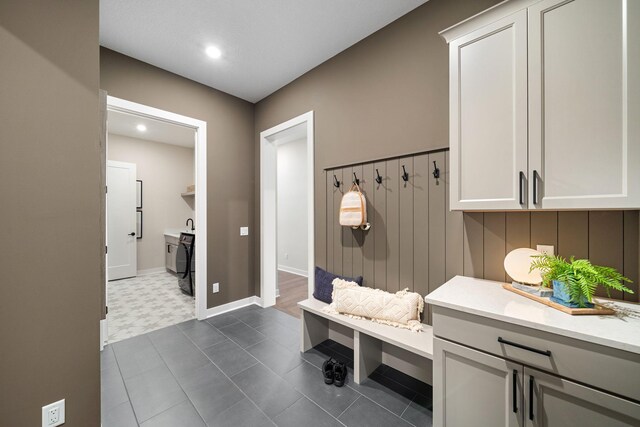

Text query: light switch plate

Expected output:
[536,245,555,256]
[212,282,219,293]
[42,399,65,427]
[240,227,249,236]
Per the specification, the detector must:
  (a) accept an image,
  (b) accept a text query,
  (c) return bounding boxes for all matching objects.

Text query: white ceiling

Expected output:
[107,109,195,148]
[100,0,428,102]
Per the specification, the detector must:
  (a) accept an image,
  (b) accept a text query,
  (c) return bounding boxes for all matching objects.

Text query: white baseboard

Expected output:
[100,319,108,351]
[204,296,263,318]
[137,267,167,276]
[278,265,308,277]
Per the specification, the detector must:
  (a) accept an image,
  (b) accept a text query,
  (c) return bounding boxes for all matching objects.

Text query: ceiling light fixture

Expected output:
[136,124,147,132]
[205,45,222,59]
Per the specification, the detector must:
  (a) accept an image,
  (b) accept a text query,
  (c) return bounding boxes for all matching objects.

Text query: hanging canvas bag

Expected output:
[339,183,371,230]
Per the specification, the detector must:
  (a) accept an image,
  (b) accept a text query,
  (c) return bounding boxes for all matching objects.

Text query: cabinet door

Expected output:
[449,9,528,210]
[528,0,640,209]
[434,338,523,427]
[165,244,177,272]
[524,367,640,427]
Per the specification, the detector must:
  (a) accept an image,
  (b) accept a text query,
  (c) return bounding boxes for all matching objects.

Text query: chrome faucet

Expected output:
[186,218,194,231]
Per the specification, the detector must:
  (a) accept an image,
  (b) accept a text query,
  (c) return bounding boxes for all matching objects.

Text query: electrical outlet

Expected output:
[42,399,65,427]
[240,227,249,236]
[212,282,219,293]
[537,245,555,256]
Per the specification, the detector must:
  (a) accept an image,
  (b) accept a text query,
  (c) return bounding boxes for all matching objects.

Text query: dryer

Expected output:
[176,232,195,296]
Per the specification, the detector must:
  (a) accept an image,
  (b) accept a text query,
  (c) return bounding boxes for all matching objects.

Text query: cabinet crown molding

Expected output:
[439,0,541,43]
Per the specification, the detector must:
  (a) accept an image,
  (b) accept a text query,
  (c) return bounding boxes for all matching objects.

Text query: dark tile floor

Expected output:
[101,304,433,427]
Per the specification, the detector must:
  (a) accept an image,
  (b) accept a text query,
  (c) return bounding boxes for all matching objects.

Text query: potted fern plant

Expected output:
[529,254,633,308]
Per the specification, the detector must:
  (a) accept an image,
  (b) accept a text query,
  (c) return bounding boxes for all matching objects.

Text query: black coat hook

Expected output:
[375,169,383,184]
[353,172,360,185]
[401,165,409,182]
[333,175,340,188]
[432,161,440,179]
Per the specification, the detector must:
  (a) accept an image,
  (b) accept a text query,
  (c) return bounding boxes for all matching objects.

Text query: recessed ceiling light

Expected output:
[205,46,222,59]
[136,124,147,132]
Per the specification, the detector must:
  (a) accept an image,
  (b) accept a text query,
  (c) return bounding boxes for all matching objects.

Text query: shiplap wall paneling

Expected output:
[505,212,530,282]
[317,171,327,270]
[483,213,506,282]
[463,213,484,277]
[428,152,446,324]
[557,212,589,259]
[374,161,388,291]
[413,154,429,320]
[444,151,464,281]
[399,157,415,292]
[624,211,639,301]
[352,164,365,280]
[362,163,375,288]
[386,160,400,293]
[332,169,344,275]
[589,211,624,300]
[325,172,333,272]
[341,167,354,278]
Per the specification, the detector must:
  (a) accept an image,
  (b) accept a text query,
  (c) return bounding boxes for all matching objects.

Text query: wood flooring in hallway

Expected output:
[275,270,308,318]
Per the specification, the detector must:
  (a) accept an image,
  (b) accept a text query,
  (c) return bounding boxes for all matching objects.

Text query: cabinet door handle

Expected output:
[512,369,518,413]
[529,375,535,421]
[533,170,540,205]
[167,244,171,254]
[498,337,551,357]
[519,171,525,205]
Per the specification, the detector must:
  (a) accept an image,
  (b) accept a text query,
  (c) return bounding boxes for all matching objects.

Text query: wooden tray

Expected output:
[502,283,615,315]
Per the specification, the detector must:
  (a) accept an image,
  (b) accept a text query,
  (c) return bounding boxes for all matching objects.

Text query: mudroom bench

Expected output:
[298,298,434,384]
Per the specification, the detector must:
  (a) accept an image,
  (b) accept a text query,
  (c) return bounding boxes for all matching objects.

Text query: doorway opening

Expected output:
[260,112,314,316]
[103,96,207,345]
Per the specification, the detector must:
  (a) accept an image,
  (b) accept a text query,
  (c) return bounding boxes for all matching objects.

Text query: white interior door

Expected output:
[107,160,137,280]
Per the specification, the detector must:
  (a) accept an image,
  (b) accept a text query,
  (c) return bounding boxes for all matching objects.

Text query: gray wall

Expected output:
[254,0,503,296]
[108,134,195,272]
[101,47,255,309]
[255,0,640,305]
[0,1,101,426]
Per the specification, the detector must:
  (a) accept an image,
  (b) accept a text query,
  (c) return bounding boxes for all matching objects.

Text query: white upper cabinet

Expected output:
[528,0,640,209]
[449,10,528,210]
[442,0,640,210]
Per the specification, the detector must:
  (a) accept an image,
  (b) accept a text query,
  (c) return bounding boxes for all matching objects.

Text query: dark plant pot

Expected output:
[550,280,594,308]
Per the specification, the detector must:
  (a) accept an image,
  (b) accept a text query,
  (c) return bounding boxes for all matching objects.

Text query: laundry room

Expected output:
[106,108,197,342]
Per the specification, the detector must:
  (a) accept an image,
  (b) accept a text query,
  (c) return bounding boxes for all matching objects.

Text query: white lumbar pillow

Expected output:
[323,278,424,332]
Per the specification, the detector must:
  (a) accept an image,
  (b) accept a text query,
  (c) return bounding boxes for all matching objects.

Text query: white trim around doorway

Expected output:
[106,96,208,321]
[260,111,315,307]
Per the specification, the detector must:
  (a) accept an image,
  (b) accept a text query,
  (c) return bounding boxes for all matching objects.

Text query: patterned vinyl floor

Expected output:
[107,271,195,343]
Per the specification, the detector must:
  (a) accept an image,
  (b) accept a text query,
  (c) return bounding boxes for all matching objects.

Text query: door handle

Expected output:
[512,369,518,413]
[128,232,136,236]
[519,172,525,205]
[529,375,535,421]
[498,337,551,357]
[533,170,540,205]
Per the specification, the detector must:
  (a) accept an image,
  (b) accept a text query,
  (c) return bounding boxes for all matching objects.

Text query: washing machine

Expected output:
[176,232,195,296]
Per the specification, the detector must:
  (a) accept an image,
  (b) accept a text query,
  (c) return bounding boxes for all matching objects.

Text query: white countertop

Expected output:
[425,275,640,355]
[164,228,194,238]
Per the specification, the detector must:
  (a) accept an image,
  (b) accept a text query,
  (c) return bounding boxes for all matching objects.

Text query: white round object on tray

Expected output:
[504,248,543,285]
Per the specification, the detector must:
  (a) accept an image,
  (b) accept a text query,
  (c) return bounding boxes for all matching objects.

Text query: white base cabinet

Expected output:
[434,338,522,427]
[442,0,640,210]
[165,234,179,272]
[525,366,640,427]
[434,338,640,427]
